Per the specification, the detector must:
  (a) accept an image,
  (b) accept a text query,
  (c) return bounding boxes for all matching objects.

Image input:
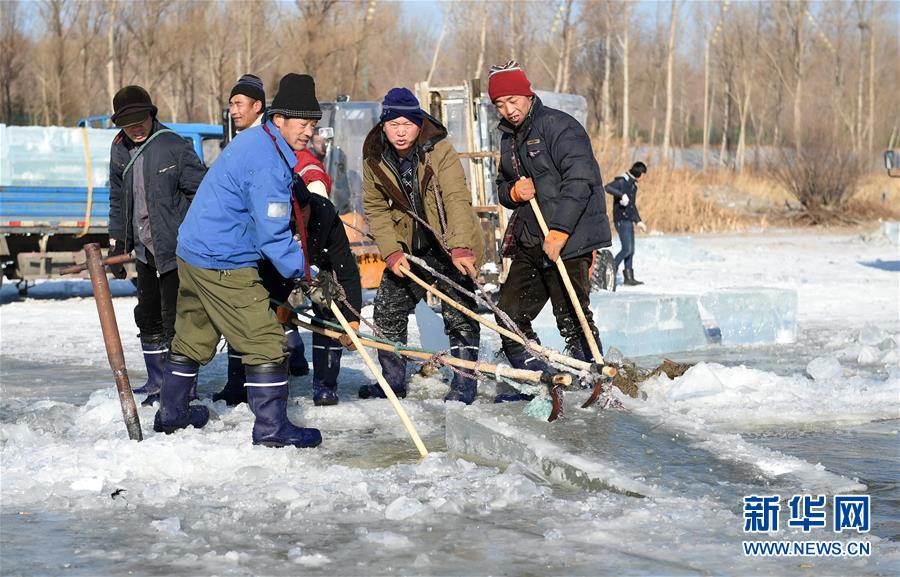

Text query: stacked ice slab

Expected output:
[0,124,115,188]
[532,236,797,356]
[699,287,797,345]
[881,221,900,244]
[445,396,861,500]
[533,286,797,357]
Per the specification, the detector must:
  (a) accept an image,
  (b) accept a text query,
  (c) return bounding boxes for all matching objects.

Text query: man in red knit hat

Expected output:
[488,61,613,402]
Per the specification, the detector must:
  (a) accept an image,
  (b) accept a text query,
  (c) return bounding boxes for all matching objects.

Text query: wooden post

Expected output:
[84,243,142,441]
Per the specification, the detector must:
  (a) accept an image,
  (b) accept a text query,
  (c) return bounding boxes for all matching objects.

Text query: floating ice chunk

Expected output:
[698,287,798,345]
[384,496,427,521]
[69,476,103,493]
[665,363,724,401]
[271,484,301,503]
[151,517,186,537]
[857,324,889,346]
[363,531,413,549]
[224,551,248,564]
[858,346,881,365]
[806,356,843,381]
[292,553,331,567]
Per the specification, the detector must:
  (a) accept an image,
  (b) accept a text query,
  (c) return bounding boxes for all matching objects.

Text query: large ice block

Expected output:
[0,124,115,188]
[533,292,709,357]
[446,396,863,502]
[699,287,798,345]
[880,221,900,245]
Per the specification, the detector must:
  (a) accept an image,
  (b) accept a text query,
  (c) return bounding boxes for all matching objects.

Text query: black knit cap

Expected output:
[629,162,648,177]
[111,85,158,128]
[268,73,321,120]
[230,73,265,104]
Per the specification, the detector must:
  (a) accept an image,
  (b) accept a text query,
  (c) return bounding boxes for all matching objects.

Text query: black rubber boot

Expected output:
[212,344,247,406]
[623,269,644,286]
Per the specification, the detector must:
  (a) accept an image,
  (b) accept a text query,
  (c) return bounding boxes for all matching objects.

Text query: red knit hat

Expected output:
[488,61,535,102]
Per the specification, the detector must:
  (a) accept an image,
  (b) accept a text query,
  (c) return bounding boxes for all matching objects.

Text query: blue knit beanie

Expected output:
[380,87,424,126]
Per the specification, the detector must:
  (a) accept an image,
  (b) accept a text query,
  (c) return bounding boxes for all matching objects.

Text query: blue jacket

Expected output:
[176,121,305,278]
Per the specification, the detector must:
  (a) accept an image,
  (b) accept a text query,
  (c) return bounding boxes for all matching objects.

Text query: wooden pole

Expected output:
[527,197,605,364]
[60,253,134,275]
[328,302,428,458]
[294,318,573,388]
[84,243,142,441]
[398,265,615,378]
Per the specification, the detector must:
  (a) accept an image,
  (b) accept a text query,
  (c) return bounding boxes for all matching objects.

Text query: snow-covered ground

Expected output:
[1,229,898,576]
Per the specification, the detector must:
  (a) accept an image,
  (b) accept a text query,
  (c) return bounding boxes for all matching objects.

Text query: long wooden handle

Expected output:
[527,197,604,364]
[294,317,572,387]
[329,302,429,458]
[60,253,135,275]
[398,265,596,375]
[397,265,615,378]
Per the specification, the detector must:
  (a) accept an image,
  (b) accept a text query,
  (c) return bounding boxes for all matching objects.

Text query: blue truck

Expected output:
[0,118,224,292]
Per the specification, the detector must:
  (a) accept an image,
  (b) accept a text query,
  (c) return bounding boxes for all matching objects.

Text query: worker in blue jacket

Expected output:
[154,74,333,448]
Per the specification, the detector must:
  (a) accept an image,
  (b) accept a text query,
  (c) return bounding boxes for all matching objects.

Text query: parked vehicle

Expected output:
[0,118,222,292]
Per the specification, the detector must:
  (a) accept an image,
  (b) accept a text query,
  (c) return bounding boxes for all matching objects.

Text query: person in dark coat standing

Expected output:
[605,162,648,286]
[489,61,612,388]
[106,85,206,404]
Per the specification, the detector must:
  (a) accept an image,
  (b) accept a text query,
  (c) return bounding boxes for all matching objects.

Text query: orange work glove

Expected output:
[451,247,478,278]
[543,230,570,263]
[384,251,410,277]
[509,177,536,202]
[339,321,360,351]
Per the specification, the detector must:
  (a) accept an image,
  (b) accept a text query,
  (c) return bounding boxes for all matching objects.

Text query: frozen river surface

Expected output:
[1,230,898,576]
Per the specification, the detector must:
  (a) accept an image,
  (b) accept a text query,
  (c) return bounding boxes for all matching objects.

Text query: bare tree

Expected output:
[661,0,679,164]
[0,1,27,123]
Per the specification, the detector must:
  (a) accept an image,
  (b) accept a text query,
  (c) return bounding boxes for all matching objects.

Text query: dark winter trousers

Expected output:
[373,250,479,345]
[134,251,179,343]
[614,220,635,270]
[496,244,600,359]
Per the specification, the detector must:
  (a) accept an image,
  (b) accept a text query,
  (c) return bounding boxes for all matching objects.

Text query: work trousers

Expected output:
[134,251,179,343]
[171,258,286,366]
[496,244,600,360]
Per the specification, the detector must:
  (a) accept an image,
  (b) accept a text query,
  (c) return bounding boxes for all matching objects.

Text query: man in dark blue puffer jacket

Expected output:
[490,61,612,393]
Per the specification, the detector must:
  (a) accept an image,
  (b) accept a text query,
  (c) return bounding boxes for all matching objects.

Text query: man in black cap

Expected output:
[106,85,206,405]
[155,73,333,448]
[228,73,266,134]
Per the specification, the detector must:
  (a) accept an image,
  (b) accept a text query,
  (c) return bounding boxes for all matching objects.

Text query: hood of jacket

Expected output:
[363,113,448,162]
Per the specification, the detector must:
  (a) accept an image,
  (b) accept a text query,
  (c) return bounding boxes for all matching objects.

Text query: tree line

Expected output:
[1,0,898,171]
